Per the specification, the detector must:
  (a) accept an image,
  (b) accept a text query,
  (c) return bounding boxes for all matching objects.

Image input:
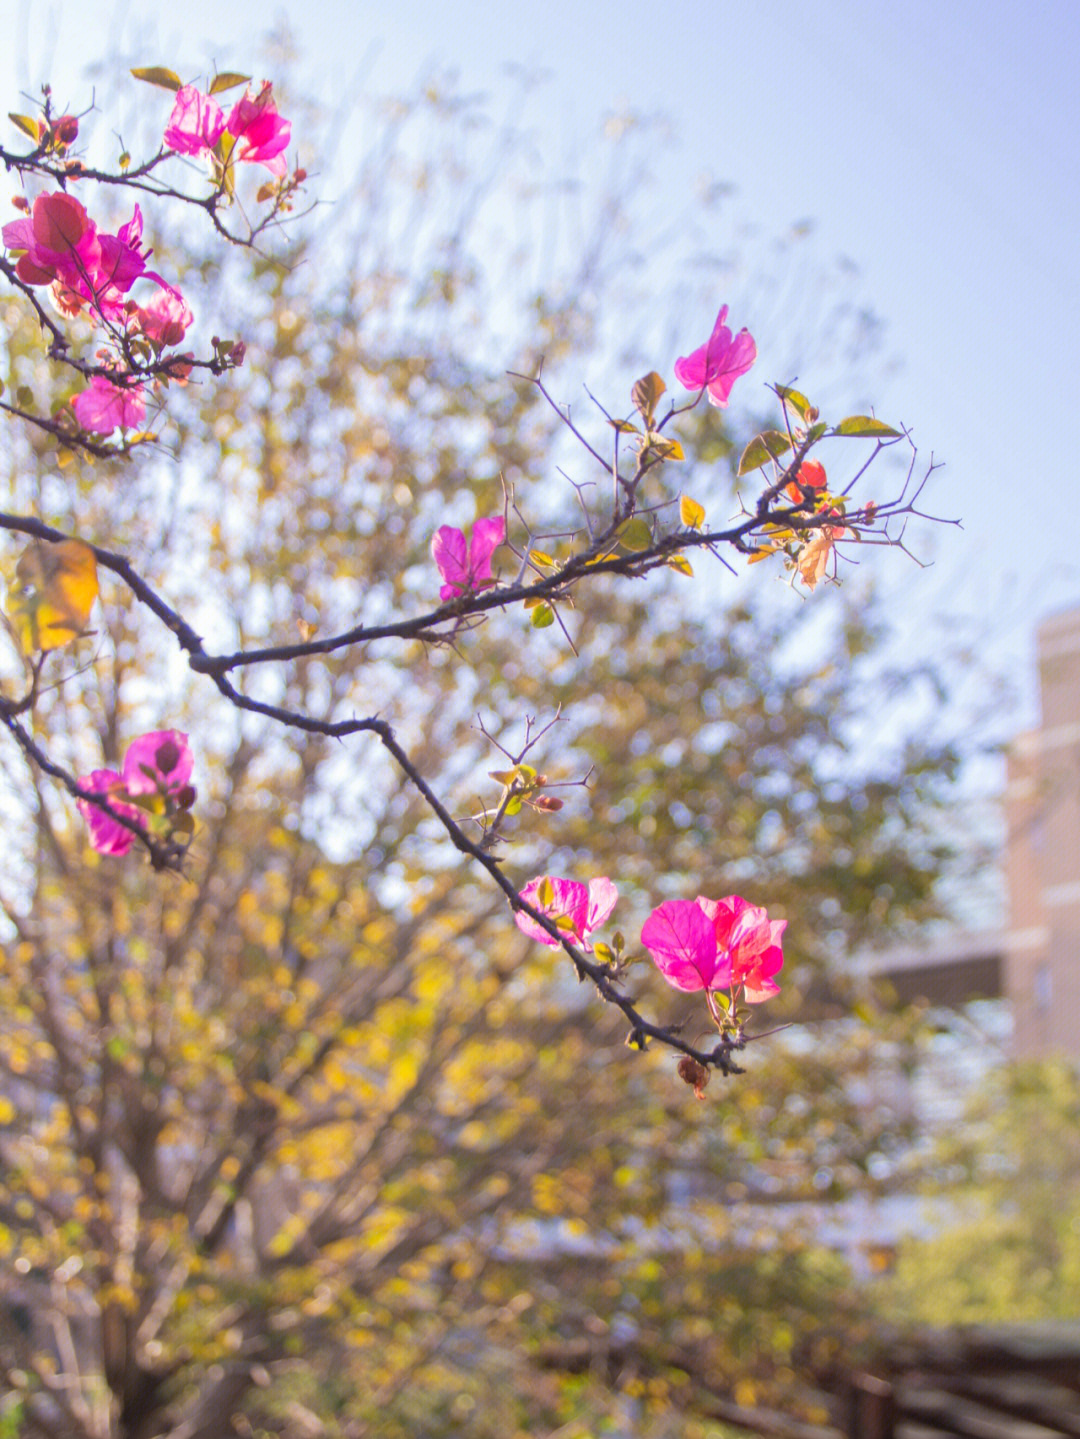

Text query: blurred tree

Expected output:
[881,1059,1080,1327]
[0,68,956,1439]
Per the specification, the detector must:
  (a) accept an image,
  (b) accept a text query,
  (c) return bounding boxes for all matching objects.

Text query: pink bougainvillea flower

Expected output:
[696,895,785,1002]
[127,285,193,347]
[2,191,100,291]
[643,893,785,1002]
[164,84,227,156]
[3,194,167,323]
[431,515,506,600]
[76,769,146,856]
[76,732,194,856]
[673,304,757,408]
[121,730,194,797]
[92,205,169,319]
[641,898,727,992]
[515,875,618,952]
[226,83,292,175]
[72,376,146,435]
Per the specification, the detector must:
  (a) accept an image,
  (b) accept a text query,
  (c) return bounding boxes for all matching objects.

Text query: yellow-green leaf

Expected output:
[832,416,901,438]
[130,66,183,92]
[774,384,813,422]
[8,113,41,142]
[530,602,555,629]
[666,554,693,578]
[537,877,555,907]
[529,549,555,568]
[209,72,251,95]
[7,539,99,653]
[738,430,792,476]
[646,433,684,462]
[679,495,705,530]
[608,418,642,436]
[616,518,652,553]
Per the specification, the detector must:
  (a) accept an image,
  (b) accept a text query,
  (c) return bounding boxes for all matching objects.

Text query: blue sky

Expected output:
[3,0,1077,734]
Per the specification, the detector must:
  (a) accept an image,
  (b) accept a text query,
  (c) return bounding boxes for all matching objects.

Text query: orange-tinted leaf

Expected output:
[7,539,99,653]
[631,371,666,424]
[646,433,684,462]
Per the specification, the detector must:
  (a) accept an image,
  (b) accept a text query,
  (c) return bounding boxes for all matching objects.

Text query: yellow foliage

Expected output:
[6,537,99,653]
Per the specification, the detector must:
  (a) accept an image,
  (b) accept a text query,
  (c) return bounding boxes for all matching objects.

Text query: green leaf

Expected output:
[832,416,901,439]
[774,384,812,422]
[8,113,40,142]
[807,421,829,444]
[738,430,792,476]
[631,371,666,424]
[130,66,183,92]
[530,602,555,629]
[209,72,251,95]
[504,797,522,816]
[616,518,652,553]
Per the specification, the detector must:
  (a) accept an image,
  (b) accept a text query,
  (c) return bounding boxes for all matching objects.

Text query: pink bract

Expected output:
[515,875,618,952]
[3,194,167,323]
[76,732,194,856]
[76,770,144,856]
[640,899,728,991]
[642,893,785,1002]
[128,286,193,347]
[72,376,146,435]
[122,730,193,796]
[164,85,227,156]
[2,191,99,291]
[673,304,757,408]
[698,894,785,1002]
[432,515,506,600]
[226,84,291,176]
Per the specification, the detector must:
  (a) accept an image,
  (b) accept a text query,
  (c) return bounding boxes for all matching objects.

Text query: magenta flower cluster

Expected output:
[164,81,292,176]
[516,877,784,1004]
[77,731,193,856]
[2,191,193,434]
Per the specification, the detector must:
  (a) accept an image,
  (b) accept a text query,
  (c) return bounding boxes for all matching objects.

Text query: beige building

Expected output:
[1005,607,1080,1057]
